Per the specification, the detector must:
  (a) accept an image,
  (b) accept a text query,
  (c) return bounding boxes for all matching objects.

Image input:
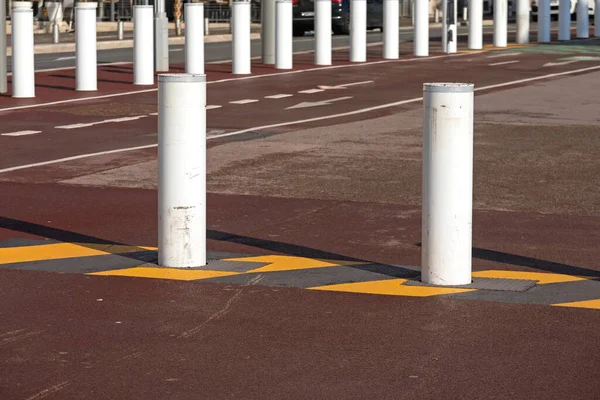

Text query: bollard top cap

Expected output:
[423,83,474,93]
[76,2,98,9]
[158,74,207,83]
[12,2,33,10]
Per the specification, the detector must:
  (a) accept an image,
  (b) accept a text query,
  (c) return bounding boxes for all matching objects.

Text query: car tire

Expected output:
[333,16,351,35]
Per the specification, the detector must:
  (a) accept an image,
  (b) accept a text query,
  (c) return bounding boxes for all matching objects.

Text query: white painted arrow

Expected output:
[543,60,580,67]
[286,96,353,110]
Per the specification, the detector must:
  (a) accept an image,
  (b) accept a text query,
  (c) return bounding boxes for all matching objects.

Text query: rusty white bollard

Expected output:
[158,74,207,268]
[422,83,474,286]
[185,2,205,74]
[12,1,35,98]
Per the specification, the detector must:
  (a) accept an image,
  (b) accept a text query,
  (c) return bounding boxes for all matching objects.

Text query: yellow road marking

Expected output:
[224,255,360,273]
[472,270,587,285]
[310,279,475,297]
[90,267,239,281]
[553,299,600,310]
[0,243,110,265]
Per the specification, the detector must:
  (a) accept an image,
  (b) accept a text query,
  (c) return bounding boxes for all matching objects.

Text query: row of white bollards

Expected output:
[157,77,475,287]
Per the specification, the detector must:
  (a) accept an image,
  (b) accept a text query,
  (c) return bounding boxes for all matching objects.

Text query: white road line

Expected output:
[298,89,325,94]
[55,56,76,61]
[229,99,259,104]
[55,115,148,129]
[265,94,293,99]
[206,105,223,110]
[333,80,374,88]
[1,130,42,137]
[148,112,159,116]
[0,52,478,113]
[5,62,598,174]
[489,60,520,66]
[7,61,132,77]
[487,52,522,58]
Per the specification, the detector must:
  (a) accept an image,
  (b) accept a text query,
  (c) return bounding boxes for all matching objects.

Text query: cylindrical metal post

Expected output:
[442,0,448,52]
[350,0,367,62]
[383,0,399,59]
[538,0,551,42]
[232,0,251,74]
[154,11,169,71]
[76,3,98,91]
[516,0,529,44]
[434,8,439,23]
[275,0,292,69]
[422,83,474,286]
[133,5,154,85]
[577,0,589,38]
[185,3,205,74]
[110,0,115,21]
[158,74,207,269]
[52,23,59,43]
[117,20,124,40]
[596,0,600,37]
[558,0,570,40]
[469,0,483,49]
[493,0,507,47]
[449,0,457,53]
[414,0,428,56]
[261,0,276,64]
[0,0,6,94]
[315,0,332,65]
[11,2,35,98]
[204,17,210,35]
[463,6,468,21]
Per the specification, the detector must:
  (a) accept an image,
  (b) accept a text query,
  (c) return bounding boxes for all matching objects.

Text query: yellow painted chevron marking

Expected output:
[310,279,476,297]
[90,267,239,281]
[553,299,600,310]
[224,255,360,273]
[0,242,157,265]
[472,270,587,285]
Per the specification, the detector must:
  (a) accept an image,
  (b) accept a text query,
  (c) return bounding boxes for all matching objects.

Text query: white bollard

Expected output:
[118,20,124,40]
[469,0,483,49]
[596,0,600,37]
[133,5,154,85]
[232,0,251,74]
[538,0,551,42]
[350,0,367,62]
[204,17,210,36]
[558,0,570,40]
[275,0,293,69]
[463,6,468,21]
[516,0,530,44]
[383,0,399,59]
[76,3,97,91]
[11,2,35,98]
[0,0,6,94]
[493,0,508,47]
[315,0,332,65]
[414,0,428,56]
[158,74,207,269]
[261,0,276,64]
[422,83,474,286]
[434,8,439,23]
[185,3,205,74]
[443,0,457,53]
[52,22,60,44]
[577,0,589,38]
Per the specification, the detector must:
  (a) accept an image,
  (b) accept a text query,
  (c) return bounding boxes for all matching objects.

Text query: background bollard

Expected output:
[596,0,600,37]
[422,83,474,286]
[443,0,457,53]
[469,0,483,49]
[158,74,207,269]
[493,0,507,47]
[315,0,332,65]
[558,0,570,40]
[577,0,589,38]
[204,17,210,36]
[538,0,551,42]
[350,0,367,62]
[76,2,98,91]
[261,0,276,64]
[0,0,7,94]
[383,0,399,59]
[232,0,251,74]
[154,0,169,71]
[185,3,205,74]
[516,0,530,44]
[275,0,292,69]
[117,20,124,40]
[414,0,428,56]
[434,8,439,23]
[52,22,60,44]
[463,6,468,21]
[12,1,34,98]
[134,5,154,85]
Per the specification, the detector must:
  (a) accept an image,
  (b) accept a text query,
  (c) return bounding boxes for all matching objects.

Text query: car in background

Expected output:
[531,0,595,20]
[293,0,384,36]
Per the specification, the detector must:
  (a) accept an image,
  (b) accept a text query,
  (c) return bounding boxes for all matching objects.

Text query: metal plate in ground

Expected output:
[403,277,537,292]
